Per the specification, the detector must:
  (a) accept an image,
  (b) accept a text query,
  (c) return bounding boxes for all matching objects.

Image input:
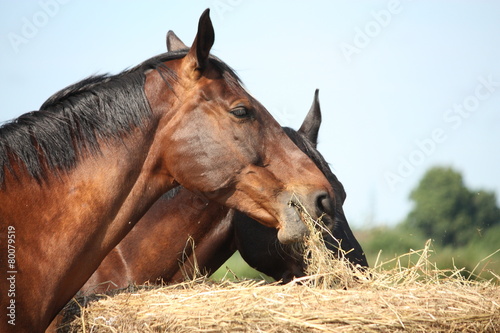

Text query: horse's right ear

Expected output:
[166,30,188,52]
[185,9,215,72]
[298,89,322,147]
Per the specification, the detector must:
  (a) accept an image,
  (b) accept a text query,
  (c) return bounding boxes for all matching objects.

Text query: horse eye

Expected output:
[230,107,250,119]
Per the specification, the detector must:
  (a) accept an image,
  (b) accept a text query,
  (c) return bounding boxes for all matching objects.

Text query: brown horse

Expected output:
[78,89,367,297]
[0,10,335,332]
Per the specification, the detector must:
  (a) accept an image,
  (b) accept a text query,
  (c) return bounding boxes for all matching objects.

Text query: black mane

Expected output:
[0,50,241,186]
[0,69,150,185]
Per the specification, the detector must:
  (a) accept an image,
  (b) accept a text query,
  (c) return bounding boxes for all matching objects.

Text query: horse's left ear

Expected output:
[166,30,188,52]
[186,9,215,71]
[298,89,322,147]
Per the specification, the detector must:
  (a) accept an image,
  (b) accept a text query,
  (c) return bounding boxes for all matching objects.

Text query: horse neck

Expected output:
[0,117,176,330]
[106,188,236,284]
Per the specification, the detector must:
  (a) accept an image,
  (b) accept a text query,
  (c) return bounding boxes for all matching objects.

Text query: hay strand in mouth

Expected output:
[288,195,366,289]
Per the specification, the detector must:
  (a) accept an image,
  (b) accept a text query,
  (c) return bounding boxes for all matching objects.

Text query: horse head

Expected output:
[233,90,368,282]
[145,10,335,243]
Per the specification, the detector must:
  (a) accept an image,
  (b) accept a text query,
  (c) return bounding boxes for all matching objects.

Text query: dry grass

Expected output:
[59,204,500,332]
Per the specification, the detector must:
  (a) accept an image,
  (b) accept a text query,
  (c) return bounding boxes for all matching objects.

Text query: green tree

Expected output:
[404,166,500,247]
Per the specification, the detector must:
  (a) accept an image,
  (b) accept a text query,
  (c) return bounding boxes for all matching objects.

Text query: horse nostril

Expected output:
[315,191,334,218]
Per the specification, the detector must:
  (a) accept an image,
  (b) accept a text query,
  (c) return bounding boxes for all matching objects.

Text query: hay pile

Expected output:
[61,208,500,332]
[62,277,499,332]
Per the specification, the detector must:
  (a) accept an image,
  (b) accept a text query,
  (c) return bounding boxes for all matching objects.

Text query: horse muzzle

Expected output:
[276,190,335,244]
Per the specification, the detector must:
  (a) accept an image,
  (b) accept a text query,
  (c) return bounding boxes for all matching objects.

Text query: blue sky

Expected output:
[1,1,499,228]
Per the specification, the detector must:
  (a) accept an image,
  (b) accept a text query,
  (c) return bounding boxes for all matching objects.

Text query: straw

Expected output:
[60,199,500,332]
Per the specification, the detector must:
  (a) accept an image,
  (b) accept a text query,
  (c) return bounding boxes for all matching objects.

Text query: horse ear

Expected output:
[166,30,188,52]
[298,89,322,147]
[186,9,215,71]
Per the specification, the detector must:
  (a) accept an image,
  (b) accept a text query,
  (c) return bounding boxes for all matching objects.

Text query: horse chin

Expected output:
[276,207,310,244]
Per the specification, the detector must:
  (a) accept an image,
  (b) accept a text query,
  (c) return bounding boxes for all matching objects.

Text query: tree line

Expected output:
[361,166,500,279]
